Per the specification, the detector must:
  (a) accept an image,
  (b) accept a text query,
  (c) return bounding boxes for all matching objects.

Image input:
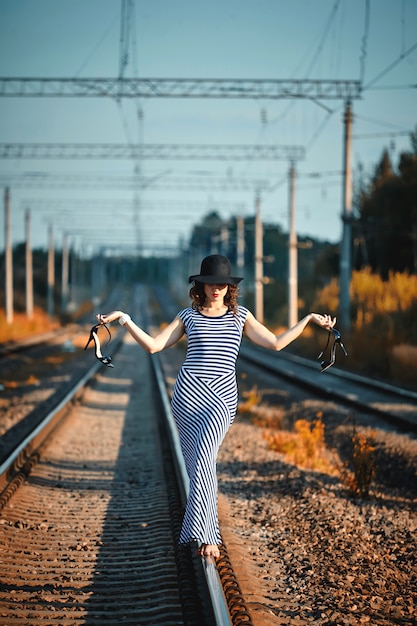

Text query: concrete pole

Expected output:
[254,194,264,323]
[4,187,13,324]
[61,232,69,312]
[288,162,298,327]
[220,225,229,255]
[340,100,353,332]
[25,209,34,319]
[236,215,245,304]
[70,245,77,307]
[47,223,55,317]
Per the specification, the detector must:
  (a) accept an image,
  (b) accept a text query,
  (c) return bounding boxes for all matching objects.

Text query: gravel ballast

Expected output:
[217,412,416,625]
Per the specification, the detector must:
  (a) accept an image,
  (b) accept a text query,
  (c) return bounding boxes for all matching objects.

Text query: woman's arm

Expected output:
[244,311,335,351]
[97,311,185,354]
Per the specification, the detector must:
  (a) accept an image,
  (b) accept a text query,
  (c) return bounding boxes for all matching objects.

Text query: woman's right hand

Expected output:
[96,311,123,325]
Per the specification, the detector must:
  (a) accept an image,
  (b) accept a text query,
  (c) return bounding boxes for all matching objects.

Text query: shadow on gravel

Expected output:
[217,455,417,511]
[78,345,185,625]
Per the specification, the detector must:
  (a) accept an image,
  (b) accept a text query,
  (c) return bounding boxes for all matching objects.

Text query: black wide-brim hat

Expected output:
[189,254,243,285]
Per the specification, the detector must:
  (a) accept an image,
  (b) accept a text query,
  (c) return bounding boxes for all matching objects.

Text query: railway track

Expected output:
[0,290,252,626]
[1,284,416,624]
[239,343,417,433]
[0,287,129,466]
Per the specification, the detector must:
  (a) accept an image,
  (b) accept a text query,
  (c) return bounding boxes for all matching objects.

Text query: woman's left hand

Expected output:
[310,313,336,330]
[96,311,123,325]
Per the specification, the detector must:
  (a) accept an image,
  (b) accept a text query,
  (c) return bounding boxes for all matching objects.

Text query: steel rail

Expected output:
[142,282,251,625]
[151,353,233,626]
[283,348,417,401]
[0,333,124,501]
[0,328,244,625]
[0,327,69,357]
[240,342,417,432]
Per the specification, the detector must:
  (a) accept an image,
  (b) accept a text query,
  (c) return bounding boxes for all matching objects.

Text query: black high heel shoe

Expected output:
[84,323,114,367]
[317,328,347,372]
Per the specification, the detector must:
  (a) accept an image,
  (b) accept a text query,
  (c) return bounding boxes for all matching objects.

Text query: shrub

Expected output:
[339,428,376,498]
[264,413,337,474]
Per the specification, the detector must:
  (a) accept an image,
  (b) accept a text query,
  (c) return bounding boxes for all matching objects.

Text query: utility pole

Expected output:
[236,215,245,304]
[70,245,77,309]
[288,162,298,327]
[25,209,33,319]
[61,232,69,312]
[254,193,264,323]
[47,223,55,317]
[340,100,353,332]
[220,225,229,256]
[4,187,13,324]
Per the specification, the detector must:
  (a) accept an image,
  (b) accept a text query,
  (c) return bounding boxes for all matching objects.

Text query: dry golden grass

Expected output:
[0,308,60,342]
[263,412,338,474]
[315,269,417,325]
[238,385,263,414]
[245,394,378,495]
[238,385,285,429]
[390,344,417,385]
[72,334,91,349]
[25,374,40,386]
[309,269,417,384]
[44,355,65,364]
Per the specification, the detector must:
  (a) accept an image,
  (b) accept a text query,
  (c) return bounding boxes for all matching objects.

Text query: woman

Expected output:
[96,254,335,560]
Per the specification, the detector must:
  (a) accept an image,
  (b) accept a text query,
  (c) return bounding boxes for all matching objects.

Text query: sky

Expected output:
[0,0,416,256]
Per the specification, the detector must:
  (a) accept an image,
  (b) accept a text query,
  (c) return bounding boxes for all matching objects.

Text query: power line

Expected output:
[259,1,343,129]
[363,40,417,90]
[354,113,411,130]
[0,172,270,191]
[359,0,370,84]
[20,199,247,212]
[304,0,342,77]
[352,131,409,139]
[364,84,417,90]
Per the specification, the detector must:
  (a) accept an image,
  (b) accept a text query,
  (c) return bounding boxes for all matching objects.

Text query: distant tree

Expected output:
[189,211,225,256]
[371,148,394,190]
[356,134,417,277]
[314,244,340,278]
[410,125,417,154]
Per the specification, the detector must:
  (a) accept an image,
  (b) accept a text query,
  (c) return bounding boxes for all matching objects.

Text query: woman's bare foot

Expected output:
[198,544,220,559]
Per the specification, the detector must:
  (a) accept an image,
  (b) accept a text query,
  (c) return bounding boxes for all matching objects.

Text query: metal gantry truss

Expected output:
[0,77,362,99]
[2,75,358,328]
[0,143,305,161]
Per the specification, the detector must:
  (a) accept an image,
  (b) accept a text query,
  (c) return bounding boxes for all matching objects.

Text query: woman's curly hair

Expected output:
[189,282,239,315]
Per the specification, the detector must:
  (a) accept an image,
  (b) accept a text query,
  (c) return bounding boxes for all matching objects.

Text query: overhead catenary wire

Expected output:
[73,10,120,78]
[363,40,417,91]
[302,0,370,156]
[354,113,411,130]
[259,0,343,130]
[359,0,370,84]
[287,2,416,164]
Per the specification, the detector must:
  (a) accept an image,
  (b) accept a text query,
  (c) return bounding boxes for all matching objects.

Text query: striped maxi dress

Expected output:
[171,305,249,545]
